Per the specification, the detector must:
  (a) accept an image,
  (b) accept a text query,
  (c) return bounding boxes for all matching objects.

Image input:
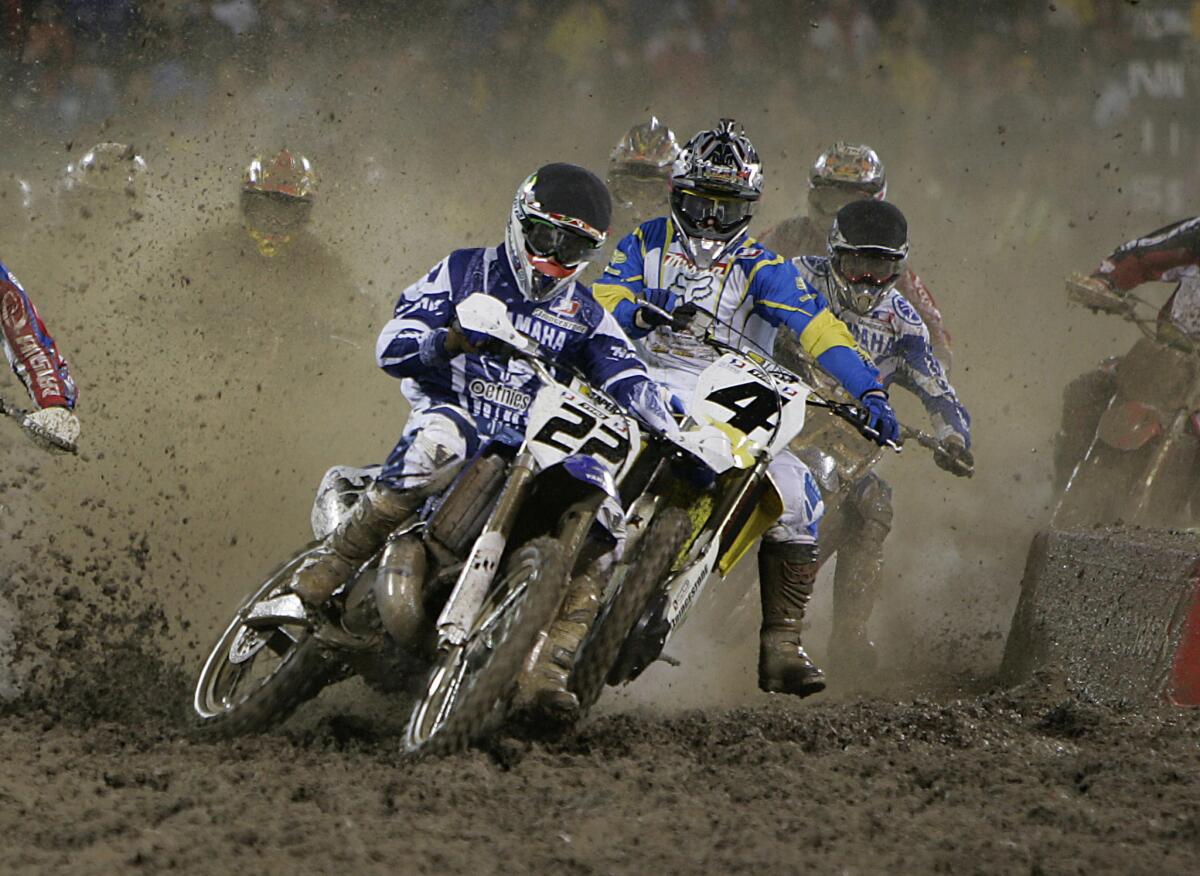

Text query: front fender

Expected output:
[510,455,623,548]
[559,454,619,501]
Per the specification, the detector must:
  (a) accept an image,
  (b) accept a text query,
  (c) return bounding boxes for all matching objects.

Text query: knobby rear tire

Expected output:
[192,543,339,738]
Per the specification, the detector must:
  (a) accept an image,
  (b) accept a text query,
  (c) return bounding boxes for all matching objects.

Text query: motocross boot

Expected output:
[516,566,605,718]
[289,483,421,608]
[827,518,888,674]
[758,541,826,698]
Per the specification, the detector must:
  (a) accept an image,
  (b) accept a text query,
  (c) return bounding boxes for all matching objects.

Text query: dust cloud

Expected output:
[0,2,1188,715]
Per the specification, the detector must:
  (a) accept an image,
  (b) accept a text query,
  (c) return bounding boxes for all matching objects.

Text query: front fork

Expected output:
[436,451,538,647]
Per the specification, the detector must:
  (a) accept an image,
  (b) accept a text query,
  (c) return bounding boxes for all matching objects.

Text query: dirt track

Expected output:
[1,673,1197,875]
[5,16,1200,871]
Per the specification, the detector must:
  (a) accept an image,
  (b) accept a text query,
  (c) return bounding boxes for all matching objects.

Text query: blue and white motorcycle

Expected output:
[193,295,650,753]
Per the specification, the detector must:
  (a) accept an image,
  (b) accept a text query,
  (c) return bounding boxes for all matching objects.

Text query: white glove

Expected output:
[24,407,80,453]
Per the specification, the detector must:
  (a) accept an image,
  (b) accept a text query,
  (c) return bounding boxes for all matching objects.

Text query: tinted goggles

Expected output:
[836,250,902,285]
[674,189,754,232]
[524,218,602,267]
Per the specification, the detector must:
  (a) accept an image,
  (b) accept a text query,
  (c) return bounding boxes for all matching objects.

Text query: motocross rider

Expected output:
[591,119,901,698]
[0,259,80,449]
[241,149,317,258]
[792,199,972,670]
[760,142,954,371]
[287,163,679,632]
[1058,215,1200,488]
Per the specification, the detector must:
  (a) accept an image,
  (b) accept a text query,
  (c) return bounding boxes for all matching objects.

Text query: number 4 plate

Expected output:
[692,353,808,455]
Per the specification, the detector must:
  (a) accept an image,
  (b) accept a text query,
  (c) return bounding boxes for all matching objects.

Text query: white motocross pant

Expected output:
[378,404,479,495]
[651,364,823,547]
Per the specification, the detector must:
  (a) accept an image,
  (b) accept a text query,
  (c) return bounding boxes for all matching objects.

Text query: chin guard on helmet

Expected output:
[827,199,909,316]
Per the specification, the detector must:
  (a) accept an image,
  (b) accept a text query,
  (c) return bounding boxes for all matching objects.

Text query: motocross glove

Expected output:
[25,406,80,453]
[634,289,696,332]
[1065,272,1132,315]
[860,390,900,446]
[933,433,974,478]
[443,322,513,358]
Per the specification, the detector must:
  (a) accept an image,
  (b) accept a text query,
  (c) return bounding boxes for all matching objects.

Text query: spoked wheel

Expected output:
[571,507,692,714]
[404,536,568,755]
[193,543,338,737]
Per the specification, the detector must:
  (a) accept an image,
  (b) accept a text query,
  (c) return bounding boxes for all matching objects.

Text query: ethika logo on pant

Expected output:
[468,379,531,411]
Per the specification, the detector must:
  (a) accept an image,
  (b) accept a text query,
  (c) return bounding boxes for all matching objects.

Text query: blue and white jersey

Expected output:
[593,217,882,400]
[794,255,971,444]
[376,243,652,439]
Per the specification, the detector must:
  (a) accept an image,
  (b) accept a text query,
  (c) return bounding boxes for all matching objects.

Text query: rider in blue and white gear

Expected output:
[791,198,972,672]
[594,119,901,698]
[288,163,677,615]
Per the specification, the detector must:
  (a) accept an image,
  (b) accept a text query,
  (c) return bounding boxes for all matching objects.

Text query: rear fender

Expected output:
[1097,400,1164,451]
[310,465,382,540]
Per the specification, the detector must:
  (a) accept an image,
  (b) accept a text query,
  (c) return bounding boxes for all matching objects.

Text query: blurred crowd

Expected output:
[0,0,1197,233]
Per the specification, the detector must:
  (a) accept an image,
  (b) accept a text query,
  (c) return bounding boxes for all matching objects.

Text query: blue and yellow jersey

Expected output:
[592,217,881,399]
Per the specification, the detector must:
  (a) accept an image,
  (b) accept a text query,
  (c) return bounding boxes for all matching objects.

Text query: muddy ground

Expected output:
[1,672,1197,875]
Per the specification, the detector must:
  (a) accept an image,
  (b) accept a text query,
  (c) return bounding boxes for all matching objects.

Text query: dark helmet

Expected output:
[505,162,611,301]
[827,199,909,315]
[669,119,763,268]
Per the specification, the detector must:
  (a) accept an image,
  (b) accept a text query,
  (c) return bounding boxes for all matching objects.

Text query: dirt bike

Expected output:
[560,310,901,716]
[193,294,647,754]
[1054,275,1200,529]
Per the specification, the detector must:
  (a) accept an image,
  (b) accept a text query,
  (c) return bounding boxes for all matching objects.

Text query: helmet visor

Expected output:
[523,218,602,267]
[835,250,902,286]
[673,189,754,235]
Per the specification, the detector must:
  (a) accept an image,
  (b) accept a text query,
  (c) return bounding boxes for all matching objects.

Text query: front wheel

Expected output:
[404,537,569,755]
[570,507,692,712]
[192,544,338,737]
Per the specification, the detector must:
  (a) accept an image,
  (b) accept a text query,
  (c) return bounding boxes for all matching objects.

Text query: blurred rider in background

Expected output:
[0,258,79,450]
[606,116,680,233]
[1058,216,1200,488]
[241,148,317,258]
